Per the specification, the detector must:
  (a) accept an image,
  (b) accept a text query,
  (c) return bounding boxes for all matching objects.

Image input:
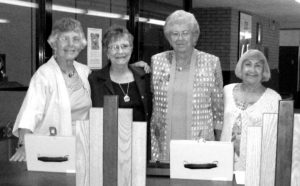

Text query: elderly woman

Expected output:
[88,25,152,123]
[10,17,91,161]
[150,10,224,162]
[221,49,281,170]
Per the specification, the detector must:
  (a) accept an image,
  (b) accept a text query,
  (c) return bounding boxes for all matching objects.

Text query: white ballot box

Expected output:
[25,134,75,173]
[170,140,233,181]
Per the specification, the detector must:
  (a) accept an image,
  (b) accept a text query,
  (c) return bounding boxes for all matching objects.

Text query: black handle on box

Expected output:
[37,155,69,162]
[184,161,218,169]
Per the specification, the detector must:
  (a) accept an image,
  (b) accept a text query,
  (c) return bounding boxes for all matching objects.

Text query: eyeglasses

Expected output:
[58,36,82,44]
[170,30,191,39]
[108,44,131,52]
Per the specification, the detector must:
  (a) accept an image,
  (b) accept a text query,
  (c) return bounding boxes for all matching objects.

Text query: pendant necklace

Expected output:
[55,57,76,78]
[118,82,130,102]
[176,60,190,71]
[61,68,75,78]
[63,70,75,78]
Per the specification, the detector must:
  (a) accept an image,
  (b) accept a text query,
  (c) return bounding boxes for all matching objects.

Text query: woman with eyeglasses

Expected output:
[150,10,224,162]
[10,17,92,161]
[88,25,152,123]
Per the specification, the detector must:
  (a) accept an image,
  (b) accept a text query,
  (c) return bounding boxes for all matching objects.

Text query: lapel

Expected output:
[130,65,146,96]
[129,66,149,116]
[98,64,115,94]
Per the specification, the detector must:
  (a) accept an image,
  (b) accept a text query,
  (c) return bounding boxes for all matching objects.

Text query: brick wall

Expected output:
[252,16,280,70]
[191,8,280,90]
[192,8,233,71]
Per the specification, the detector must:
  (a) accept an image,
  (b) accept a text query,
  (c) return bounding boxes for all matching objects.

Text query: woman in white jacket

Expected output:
[10,17,92,161]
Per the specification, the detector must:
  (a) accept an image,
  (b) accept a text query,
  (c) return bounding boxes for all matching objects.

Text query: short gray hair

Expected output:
[47,17,87,50]
[164,10,200,46]
[102,25,133,52]
[235,49,271,82]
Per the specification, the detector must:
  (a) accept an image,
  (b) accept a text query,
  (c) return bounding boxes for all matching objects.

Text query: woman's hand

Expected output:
[10,145,26,162]
[131,61,151,73]
[9,128,31,162]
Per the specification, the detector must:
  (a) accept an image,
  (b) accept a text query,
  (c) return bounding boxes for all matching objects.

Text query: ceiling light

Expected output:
[52,5,85,14]
[147,19,165,26]
[87,10,123,19]
[138,17,148,23]
[0,18,9,23]
[0,0,37,8]
[121,15,129,20]
[138,17,165,26]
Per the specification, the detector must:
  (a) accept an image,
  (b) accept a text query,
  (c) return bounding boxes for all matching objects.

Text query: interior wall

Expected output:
[192,8,279,70]
[280,30,300,46]
[0,3,34,86]
[253,15,280,70]
[192,8,233,71]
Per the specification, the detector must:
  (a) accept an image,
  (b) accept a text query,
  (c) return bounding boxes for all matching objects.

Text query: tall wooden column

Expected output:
[275,100,294,186]
[103,96,119,186]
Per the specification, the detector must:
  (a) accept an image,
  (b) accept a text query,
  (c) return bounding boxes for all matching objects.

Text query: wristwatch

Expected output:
[18,140,24,148]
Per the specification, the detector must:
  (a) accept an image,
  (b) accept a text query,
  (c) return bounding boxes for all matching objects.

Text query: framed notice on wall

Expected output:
[238,12,252,58]
[87,28,102,69]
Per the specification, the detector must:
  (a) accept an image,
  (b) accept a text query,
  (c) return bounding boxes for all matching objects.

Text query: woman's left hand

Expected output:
[10,146,26,162]
[132,61,151,73]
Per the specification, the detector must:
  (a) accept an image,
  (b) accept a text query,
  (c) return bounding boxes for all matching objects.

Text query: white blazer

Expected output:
[12,56,91,137]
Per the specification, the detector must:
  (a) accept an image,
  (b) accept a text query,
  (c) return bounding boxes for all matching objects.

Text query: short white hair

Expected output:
[164,10,200,46]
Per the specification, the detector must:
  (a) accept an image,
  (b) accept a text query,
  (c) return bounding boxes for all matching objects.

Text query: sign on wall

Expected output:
[238,12,252,59]
[87,28,102,69]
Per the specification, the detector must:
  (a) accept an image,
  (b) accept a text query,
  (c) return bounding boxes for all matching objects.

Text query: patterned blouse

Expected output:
[221,83,281,170]
[150,49,224,161]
